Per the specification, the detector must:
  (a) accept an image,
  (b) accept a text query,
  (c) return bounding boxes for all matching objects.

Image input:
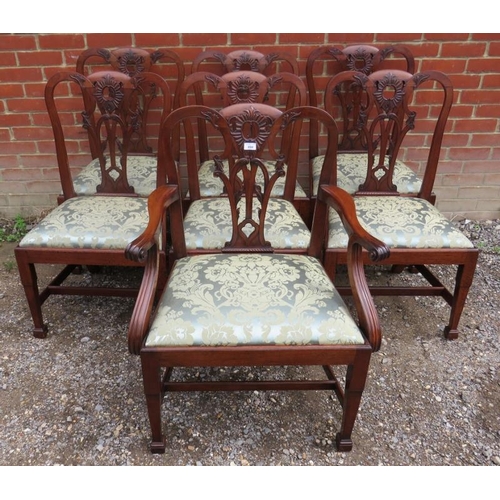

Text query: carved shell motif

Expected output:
[92,74,125,113]
[347,47,374,74]
[232,52,260,72]
[373,72,405,113]
[227,106,275,154]
[227,74,261,103]
[118,50,146,76]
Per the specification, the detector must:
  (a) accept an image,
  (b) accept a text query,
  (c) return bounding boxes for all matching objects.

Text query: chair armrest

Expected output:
[318,185,390,262]
[125,184,180,263]
[125,184,182,355]
[318,184,390,352]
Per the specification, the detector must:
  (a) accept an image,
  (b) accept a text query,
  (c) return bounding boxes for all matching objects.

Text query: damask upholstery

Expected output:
[312,153,422,196]
[71,156,158,197]
[328,196,474,249]
[184,198,310,250]
[19,196,149,250]
[145,253,364,347]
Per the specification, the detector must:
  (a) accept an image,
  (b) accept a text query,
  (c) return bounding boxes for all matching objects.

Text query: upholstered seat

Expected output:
[327,196,474,249]
[312,153,422,196]
[146,253,364,348]
[184,197,310,250]
[19,196,149,250]
[72,156,158,197]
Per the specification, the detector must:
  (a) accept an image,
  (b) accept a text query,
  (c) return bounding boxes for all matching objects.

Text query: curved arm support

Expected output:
[125,184,180,263]
[318,185,390,351]
[125,184,182,355]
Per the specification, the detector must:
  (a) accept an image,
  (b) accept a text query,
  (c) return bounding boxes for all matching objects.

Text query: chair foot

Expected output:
[33,325,48,339]
[150,438,166,454]
[443,326,459,340]
[335,433,353,452]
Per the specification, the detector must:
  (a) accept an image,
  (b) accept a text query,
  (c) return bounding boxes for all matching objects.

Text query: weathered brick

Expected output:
[280,34,325,44]
[0,83,25,98]
[0,35,37,50]
[17,50,64,66]
[441,42,487,58]
[38,34,85,50]
[458,186,500,199]
[86,33,133,47]
[183,33,228,46]
[135,33,181,47]
[0,67,43,82]
[467,57,500,73]
[448,147,491,161]
[454,118,497,133]
[327,34,375,44]
[463,161,500,173]
[425,34,471,41]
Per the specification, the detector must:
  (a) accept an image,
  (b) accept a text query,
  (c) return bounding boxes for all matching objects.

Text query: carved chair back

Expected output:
[323,69,453,200]
[45,70,172,200]
[307,44,415,153]
[159,102,304,204]
[76,47,185,156]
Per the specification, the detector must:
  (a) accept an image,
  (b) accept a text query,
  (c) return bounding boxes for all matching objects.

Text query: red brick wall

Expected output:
[1,33,499,220]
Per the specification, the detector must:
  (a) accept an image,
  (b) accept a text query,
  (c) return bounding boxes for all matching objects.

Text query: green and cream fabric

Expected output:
[328,196,474,249]
[72,156,158,197]
[19,196,149,249]
[312,153,423,195]
[145,253,364,347]
[195,159,308,199]
[184,197,310,250]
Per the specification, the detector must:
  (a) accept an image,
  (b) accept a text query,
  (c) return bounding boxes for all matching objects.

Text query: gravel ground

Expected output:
[0,219,499,467]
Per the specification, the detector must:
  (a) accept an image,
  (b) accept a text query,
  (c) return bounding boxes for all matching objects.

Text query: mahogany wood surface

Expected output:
[15,71,172,337]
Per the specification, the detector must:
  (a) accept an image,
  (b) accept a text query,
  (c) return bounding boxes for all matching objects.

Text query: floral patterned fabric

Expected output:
[19,196,149,249]
[72,156,158,197]
[328,196,474,249]
[312,153,423,195]
[195,159,308,199]
[184,198,311,250]
[146,253,364,347]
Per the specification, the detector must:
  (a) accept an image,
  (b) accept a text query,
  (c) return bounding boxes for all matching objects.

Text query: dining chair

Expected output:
[178,69,310,222]
[124,102,390,453]
[321,68,479,340]
[14,70,171,338]
[305,44,430,202]
[53,46,184,203]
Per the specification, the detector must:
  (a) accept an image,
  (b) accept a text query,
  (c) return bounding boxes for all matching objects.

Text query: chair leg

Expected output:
[14,253,48,339]
[335,350,371,452]
[443,255,478,340]
[141,356,166,453]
